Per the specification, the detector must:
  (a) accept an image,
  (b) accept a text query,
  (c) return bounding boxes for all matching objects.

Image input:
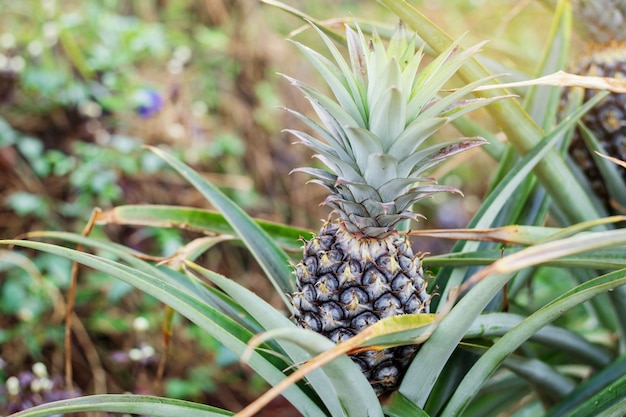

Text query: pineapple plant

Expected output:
[287,21,505,394]
[4,2,626,417]
[564,0,626,207]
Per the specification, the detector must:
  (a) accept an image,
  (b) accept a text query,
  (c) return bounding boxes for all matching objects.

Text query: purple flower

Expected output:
[134,88,163,119]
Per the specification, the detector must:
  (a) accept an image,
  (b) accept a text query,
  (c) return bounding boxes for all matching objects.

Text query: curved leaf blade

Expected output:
[401,228,626,406]
[242,327,383,417]
[443,267,626,415]
[1,239,324,417]
[381,0,603,225]
[384,392,430,417]
[7,394,233,417]
[186,261,366,417]
[149,147,295,308]
[96,205,312,252]
[545,353,626,417]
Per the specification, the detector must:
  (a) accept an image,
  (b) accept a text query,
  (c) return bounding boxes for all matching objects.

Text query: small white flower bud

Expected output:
[128,348,143,361]
[192,101,208,117]
[133,316,149,332]
[41,0,57,17]
[32,362,48,378]
[172,45,192,64]
[166,123,185,140]
[28,40,44,56]
[30,378,42,393]
[40,377,54,392]
[0,33,16,49]
[43,22,59,45]
[140,344,155,359]
[17,308,34,322]
[79,100,102,118]
[6,376,20,396]
[166,59,183,75]
[0,54,8,70]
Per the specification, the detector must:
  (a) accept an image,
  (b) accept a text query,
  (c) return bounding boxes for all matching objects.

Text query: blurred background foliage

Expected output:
[0,0,565,415]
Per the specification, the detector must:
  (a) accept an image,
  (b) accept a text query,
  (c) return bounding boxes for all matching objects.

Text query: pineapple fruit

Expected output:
[286,22,504,394]
[565,0,626,206]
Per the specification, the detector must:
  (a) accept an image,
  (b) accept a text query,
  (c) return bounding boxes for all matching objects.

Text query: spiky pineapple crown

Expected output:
[285,21,503,238]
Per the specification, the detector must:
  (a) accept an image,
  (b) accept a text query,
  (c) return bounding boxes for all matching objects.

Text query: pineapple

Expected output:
[286,22,504,394]
[565,0,626,206]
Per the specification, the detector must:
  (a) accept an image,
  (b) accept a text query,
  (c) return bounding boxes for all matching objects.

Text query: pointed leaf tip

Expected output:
[433,138,487,160]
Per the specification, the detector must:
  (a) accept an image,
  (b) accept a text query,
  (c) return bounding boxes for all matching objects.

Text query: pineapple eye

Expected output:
[374,293,403,317]
[314,274,339,301]
[362,267,387,285]
[360,350,393,368]
[292,292,317,313]
[390,273,411,290]
[349,259,363,274]
[375,254,401,274]
[351,311,379,330]
[350,356,371,376]
[328,328,354,343]
[361,267,391,300]
[304,256,318,275]
[320,301,343,331]
[396,345,419,363]
[300,284,317,303]
[339,287,370,316]
[305,237,323,256]
[295,262,313,284]
[599,105,623,132]
[371,362,401,390]
[318,251,341,273]
[326,249,343,263]
[404,293,427,314]
[298,312,321,332]
[318,233,335,249]
[340,287,369,304]
[391,235,409,252]
[336,262,361,287]
[397,254,415,271]
[391,274,417,304]
[375,255,391,268]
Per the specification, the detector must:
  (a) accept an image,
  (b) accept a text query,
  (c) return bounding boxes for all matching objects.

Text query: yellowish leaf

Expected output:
[595,151,626,169]
[236,314,436,417]
[473,70,626,93]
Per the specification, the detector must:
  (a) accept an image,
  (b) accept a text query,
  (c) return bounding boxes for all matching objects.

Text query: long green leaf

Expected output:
[0,239,324,417]
[149,147,295,308]
[443,267,626,415]
[501,356,576,399]
[522,0,571,130]
[432,88,608,309]
[381,0,603,225]
[425,248,626,270]
[357,312,610,368]
[22,231,268,333]
[545,353,626,417]
[578,122,626,209]
[247,327,383,417]
[98,204,311,252]
[569,373,626,417]
[460,374,532,417]
[7,394,233,417]
[401,228,626,407]
[384,392,430,417]
[186,261,381,417]
[596,398,626,417]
